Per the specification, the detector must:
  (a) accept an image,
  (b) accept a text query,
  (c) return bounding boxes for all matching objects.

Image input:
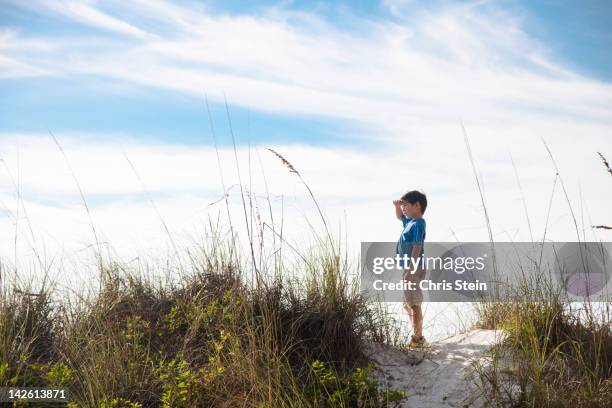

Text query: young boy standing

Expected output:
[393,190,427,348]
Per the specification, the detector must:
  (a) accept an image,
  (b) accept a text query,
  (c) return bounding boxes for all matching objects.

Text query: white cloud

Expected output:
[37,0,156,39]
[1,0,610,128]
[1,132,610,272]
[383,0,415,17]
[0,54,50,78]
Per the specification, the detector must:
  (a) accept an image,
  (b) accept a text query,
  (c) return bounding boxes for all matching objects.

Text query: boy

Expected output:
[393,190,427,348]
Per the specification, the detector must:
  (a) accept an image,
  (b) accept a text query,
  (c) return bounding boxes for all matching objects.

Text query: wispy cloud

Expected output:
[27,0,156,39]
[1,0,610,131]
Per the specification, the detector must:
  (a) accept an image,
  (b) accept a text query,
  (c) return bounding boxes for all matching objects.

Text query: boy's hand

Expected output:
[394,199,404,220]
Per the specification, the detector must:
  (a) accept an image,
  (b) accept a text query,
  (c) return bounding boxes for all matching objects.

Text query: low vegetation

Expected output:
[474,279,611,407]
[0,240,405,407]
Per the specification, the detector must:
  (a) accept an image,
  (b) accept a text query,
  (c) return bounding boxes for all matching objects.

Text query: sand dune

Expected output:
[366,329,504,407]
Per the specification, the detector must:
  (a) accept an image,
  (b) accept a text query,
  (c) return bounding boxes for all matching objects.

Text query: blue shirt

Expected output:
[396,215,426,266]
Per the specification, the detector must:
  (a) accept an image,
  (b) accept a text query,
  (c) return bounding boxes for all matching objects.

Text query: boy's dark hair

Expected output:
[401,190,427,214]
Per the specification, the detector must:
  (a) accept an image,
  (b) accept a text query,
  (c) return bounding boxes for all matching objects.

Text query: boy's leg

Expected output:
[410,304,423,338]
[403,268,425,341]
[403,302,414,328]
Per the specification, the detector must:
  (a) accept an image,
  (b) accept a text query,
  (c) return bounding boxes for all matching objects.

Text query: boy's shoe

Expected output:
[408,334,427,349]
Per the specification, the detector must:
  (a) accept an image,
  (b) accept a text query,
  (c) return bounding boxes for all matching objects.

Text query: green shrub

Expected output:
[308,360,405,407]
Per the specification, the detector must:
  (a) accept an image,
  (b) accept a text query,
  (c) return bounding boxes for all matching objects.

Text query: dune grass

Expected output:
[466,143,612,407]
[0,236,406,407]
[472,267,611,407]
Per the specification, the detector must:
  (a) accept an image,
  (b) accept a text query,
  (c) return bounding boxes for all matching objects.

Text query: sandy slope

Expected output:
[365,329,504,408]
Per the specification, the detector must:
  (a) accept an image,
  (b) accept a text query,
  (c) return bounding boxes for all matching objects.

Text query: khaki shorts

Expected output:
[403,268,426,307]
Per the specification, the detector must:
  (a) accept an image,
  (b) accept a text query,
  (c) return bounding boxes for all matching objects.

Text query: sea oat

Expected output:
[267,148,299,175]
[597,152,612,176]
[593,152,611,230]
[267,148,333,251]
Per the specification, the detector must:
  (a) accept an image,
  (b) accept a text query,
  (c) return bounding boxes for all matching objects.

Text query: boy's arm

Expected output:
[411,245,422,266]
[393,200,403,220]
[403,245,423,276]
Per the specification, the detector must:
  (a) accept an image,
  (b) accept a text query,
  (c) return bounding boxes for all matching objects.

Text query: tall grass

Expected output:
[473,275,612,407]
[0,234,404,407]
[470,149,612,408]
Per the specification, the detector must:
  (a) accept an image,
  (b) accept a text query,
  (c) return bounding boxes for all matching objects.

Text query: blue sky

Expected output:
[508,0,612,81]
[1,76,366,146]
[1,0,611,145]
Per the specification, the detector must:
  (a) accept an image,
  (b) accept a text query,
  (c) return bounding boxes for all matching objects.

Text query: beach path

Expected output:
[366,329,503,408]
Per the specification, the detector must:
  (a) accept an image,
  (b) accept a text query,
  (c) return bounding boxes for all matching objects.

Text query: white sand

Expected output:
[365,329,504,407]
